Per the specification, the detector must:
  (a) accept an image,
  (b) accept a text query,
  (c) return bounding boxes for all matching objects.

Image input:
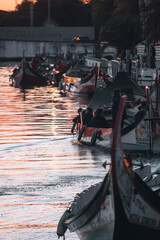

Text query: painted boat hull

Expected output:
[75,123,112,146]
[111,96,160,240]
[10,60,48,89]
[65,170,115,240]
[61,68,96,95]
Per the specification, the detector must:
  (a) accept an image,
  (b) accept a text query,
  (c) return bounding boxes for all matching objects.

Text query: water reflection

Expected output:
[0,64,110,240]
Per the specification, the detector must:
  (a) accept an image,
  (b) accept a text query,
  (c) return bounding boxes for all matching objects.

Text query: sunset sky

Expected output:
[0,0,89,11]
[0,0,22,11]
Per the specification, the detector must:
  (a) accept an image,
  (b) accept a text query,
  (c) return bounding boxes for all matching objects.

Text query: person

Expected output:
[111,89,121,129]
[87,109,110,128]
[31,54,40,70]
[73,108,83,123]
[82,107,93,125]
[56,61,65,72]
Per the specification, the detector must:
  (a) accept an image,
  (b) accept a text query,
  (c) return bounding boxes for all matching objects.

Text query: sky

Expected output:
[0,0,89,11]
[0,0,22,11]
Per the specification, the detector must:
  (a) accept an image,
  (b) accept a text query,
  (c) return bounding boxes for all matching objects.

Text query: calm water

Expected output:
[0,63,112,240]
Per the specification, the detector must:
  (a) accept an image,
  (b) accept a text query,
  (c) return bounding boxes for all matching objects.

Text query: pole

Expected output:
[148,87,153,153]
[30,1,34,27]
[48,0,50,25]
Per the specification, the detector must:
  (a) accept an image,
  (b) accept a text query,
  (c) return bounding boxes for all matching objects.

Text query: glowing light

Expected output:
[0,0,21,11]
[0,0,36,11]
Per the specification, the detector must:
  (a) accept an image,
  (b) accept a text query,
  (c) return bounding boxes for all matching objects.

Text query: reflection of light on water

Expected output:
[0,65,110,240]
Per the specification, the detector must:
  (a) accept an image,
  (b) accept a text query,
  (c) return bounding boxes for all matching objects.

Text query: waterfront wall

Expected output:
[0,26,95,60]
[0,40,94,60]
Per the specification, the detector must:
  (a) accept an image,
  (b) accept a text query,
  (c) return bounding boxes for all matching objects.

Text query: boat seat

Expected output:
[135,164,152,180]
[146,174,160,187]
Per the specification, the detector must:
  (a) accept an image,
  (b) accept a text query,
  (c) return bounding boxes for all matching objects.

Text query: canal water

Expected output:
[0,63,112,240]
[0,63,159,240]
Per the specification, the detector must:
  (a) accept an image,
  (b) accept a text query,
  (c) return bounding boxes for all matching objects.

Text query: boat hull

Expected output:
[65,171,115,240]
[75,123,112,146]
[10,60,48,89]
[76,216,114,240]
[111,96,160,240]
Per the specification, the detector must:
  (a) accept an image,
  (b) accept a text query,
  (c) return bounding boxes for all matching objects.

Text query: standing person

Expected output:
[111,89,121,129]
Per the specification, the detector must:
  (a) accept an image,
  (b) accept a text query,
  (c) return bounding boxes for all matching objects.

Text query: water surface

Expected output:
[0,63,111,240]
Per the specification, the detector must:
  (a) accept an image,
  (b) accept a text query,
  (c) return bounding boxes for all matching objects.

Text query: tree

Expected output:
[90,0,114,41]
[34,0,92,26]
[0,0,92,27]
[15,0,32,26]
[90,0,142,51]
[144,0,160,43]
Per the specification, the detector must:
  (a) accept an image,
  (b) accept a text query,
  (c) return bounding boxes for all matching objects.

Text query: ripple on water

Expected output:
[0,65,108,240]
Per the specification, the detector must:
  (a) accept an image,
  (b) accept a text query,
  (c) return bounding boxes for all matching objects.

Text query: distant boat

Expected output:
[9,58,48,89]
[111,95,160,240]
[60,65,112,96]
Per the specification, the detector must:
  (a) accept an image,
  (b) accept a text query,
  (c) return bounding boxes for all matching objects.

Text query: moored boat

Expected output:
[111,96,160,240]
[9,58,48,89]
[59,66,96,96]
[57,165,114,240]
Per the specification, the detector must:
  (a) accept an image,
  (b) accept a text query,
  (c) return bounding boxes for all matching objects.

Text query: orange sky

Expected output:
[0,0,22,11]
[0,0,89,11]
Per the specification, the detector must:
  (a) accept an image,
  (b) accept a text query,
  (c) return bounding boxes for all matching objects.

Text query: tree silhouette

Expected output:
[90,0,142,50]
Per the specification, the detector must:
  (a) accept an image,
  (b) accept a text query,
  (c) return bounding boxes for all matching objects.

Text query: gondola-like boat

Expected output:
[72,71,160,152]
[9,58,48,89]
[60,65,112,96]
[57,167,114,240]
[59,66,96,96]
[111,95,160,240]
[72,98,150,150]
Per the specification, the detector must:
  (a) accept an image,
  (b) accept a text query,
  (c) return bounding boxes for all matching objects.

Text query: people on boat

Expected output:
[73,108,83,123]
[56,61,65,72]
[82,107,93,125]
[87,108,110,128]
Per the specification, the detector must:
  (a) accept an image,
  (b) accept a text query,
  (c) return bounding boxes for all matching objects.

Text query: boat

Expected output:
[59,65,96,95]
[57,162,114,240]
[89,71,145,111]
[71,95,149,149]
[52,61,71,87]
[74,122,113,146]
[111,95,160,240]
[60,62,112,96]
[9,58,48,89]
[73,71,160,152]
